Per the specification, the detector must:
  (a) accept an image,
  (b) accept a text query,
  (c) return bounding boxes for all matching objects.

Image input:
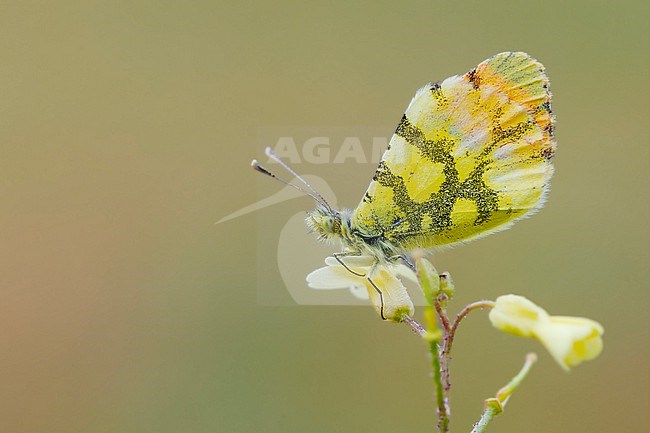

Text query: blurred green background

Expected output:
[1,1,647,432]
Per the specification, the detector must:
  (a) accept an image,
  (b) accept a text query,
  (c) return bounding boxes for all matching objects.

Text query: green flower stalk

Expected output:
[471,353,538,433]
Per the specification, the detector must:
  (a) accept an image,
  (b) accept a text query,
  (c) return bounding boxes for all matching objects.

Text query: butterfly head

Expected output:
[306,205,343,241]
[306,205,351,243]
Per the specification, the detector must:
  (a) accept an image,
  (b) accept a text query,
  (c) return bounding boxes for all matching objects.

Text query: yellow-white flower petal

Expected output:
[348,284,370,300]
[489,294,549,338]
[306,266,360,289]
[534,316,604,371]
[323,255,375,268]
[306,262,369,299]
[394,263,418,283]
[367,266,414,321]
[489,295,604,370]
[307,255,415,321]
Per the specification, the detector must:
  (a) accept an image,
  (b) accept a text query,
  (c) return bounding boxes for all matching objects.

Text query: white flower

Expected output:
[489,295,604,371]
[306,255,416,322]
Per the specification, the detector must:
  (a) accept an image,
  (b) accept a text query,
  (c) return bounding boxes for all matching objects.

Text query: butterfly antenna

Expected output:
[262,147,333,211]
[251,159,329,208]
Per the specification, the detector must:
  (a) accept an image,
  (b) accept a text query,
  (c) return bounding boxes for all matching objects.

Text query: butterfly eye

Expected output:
[331,217,341,234]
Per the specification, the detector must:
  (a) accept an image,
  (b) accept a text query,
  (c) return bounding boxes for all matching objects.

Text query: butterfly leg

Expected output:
[333,252,367,277]
[389,254,416,272]
[365,276,386,320]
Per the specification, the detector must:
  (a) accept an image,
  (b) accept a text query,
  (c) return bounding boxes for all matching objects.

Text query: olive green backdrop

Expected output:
[1,1,647,432]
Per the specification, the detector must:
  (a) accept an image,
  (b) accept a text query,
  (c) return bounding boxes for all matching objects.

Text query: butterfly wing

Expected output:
[351,52,555,251]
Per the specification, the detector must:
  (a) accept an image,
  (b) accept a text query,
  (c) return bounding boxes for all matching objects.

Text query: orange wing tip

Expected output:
[466,52,554,137]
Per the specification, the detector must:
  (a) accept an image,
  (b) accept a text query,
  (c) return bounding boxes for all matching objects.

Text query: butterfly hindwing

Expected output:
[351,52,555,250]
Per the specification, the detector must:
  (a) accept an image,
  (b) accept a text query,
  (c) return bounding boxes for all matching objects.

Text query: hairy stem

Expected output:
[413,255,451,432]
[430,340,449,433]
[471,401,499,433]
[434,294,452,333]
[432,294,452,432]
[403,315,426,336]
[439,300,495,398]
[446,300,495,354]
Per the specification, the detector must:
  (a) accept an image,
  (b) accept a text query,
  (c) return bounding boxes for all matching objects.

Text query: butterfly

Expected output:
[253,52,555,318]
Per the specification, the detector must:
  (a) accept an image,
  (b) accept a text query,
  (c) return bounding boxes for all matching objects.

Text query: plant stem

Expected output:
[413,255,451,432]
[446,300,495,354]
[432,294,452,432]
[434,294,452,332]
[403,315,426,336]
[470,353,538,433]
[437,300,495,401]
[470,401,499,433]
[495,353,537,404]
[430,340,450,432]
